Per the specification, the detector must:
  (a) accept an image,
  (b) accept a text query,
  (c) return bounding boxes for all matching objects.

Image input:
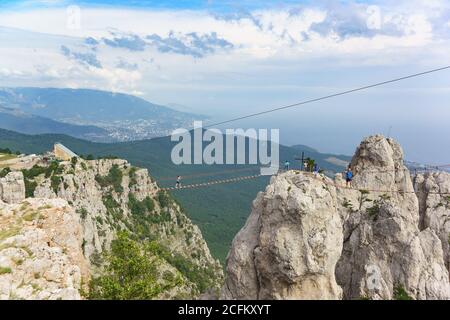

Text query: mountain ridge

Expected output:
[0,87,205,141]
[0,106,111,142]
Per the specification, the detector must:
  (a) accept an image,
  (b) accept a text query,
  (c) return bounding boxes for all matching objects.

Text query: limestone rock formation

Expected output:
[223,135,450,300]
[29,157,222,297]
[336,135,449,300]
[222,172,344,300]
[0,172,25,204]
[414,171,450,272]
[0,198,89,300]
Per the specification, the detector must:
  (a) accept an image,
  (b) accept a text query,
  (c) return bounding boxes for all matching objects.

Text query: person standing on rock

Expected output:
[345,167,353,187]
[284,160,290,171]
[176,176,181,189]
[313,163,319,175]
[303,161,308,172]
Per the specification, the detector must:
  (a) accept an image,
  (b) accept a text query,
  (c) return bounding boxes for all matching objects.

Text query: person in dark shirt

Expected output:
[345,167,353,187]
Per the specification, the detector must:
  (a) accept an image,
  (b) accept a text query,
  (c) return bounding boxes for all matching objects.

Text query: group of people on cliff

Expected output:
[283,159,353,187]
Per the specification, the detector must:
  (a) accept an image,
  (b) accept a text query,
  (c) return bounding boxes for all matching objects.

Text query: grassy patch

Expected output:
[0,267,12,275]
[95,165,123,193]
[0,154,17,162]
[394,286,413,300]
[22,211,39,222]
[24,179,38,198]
[20,246,33,257]
[380,194,391,201]
[76,208,88,220]
[90,250,103,267]
[0,243,16,252]
[148,240,218,294]
[157,191,170,208]
[102,193,123,223]
[22,161,64,198]
[38,205,52,210]
[50,175,62,194]
[367,202,381,220]
[0,148,19,155]
[0,167,11,178]
[128,167,138,187]
[71,157,78,169]
[342,198,354,211]
[19,202,30,211]
[0,226,21,241]
[31,283,41,292]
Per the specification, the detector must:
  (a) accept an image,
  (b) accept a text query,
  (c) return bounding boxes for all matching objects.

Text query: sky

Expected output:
[0,0,449,163]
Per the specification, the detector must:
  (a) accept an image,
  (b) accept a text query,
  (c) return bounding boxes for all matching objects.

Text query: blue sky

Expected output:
[0,0,315,10]
[0,0,449,162]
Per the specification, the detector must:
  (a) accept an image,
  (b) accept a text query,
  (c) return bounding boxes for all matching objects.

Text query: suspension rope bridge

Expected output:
[157,65,450,194]
[157,163,450,185]
[157,167,260,181]
[160,173,263,191]
[159,166,450,195]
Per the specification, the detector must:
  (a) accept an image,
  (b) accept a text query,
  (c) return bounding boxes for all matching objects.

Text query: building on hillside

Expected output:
[54,143,78,161]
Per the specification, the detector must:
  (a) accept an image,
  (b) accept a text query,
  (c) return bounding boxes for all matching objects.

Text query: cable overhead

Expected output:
[204,66,450,128]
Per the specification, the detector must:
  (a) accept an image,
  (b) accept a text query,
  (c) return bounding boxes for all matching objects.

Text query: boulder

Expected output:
[336,135,449,299]
[414,171,450,273]
[222,172,343,300]
[0,171,25,204]
[0,198,89,300]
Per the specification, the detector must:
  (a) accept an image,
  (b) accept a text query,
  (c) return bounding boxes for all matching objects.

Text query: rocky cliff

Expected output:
[222,135,450,300]
[0,197,88,300]
[1,157,223,299]
[0,172,25,204]
[414,171,450,273]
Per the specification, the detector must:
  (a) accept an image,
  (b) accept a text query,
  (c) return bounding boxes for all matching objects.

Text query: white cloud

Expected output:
[0,1,449,107]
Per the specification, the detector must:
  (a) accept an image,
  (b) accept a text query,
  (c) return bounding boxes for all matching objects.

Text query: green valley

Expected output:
[0,128,350,263]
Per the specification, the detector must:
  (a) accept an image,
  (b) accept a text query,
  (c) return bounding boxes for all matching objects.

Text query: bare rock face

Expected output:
[0,198,89,300]
[414,171,450,272]
[223,135,450,300]
[0,172,25,204]
[222,172,343,300]
[336,135,449,300]
[31,158,223,297]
